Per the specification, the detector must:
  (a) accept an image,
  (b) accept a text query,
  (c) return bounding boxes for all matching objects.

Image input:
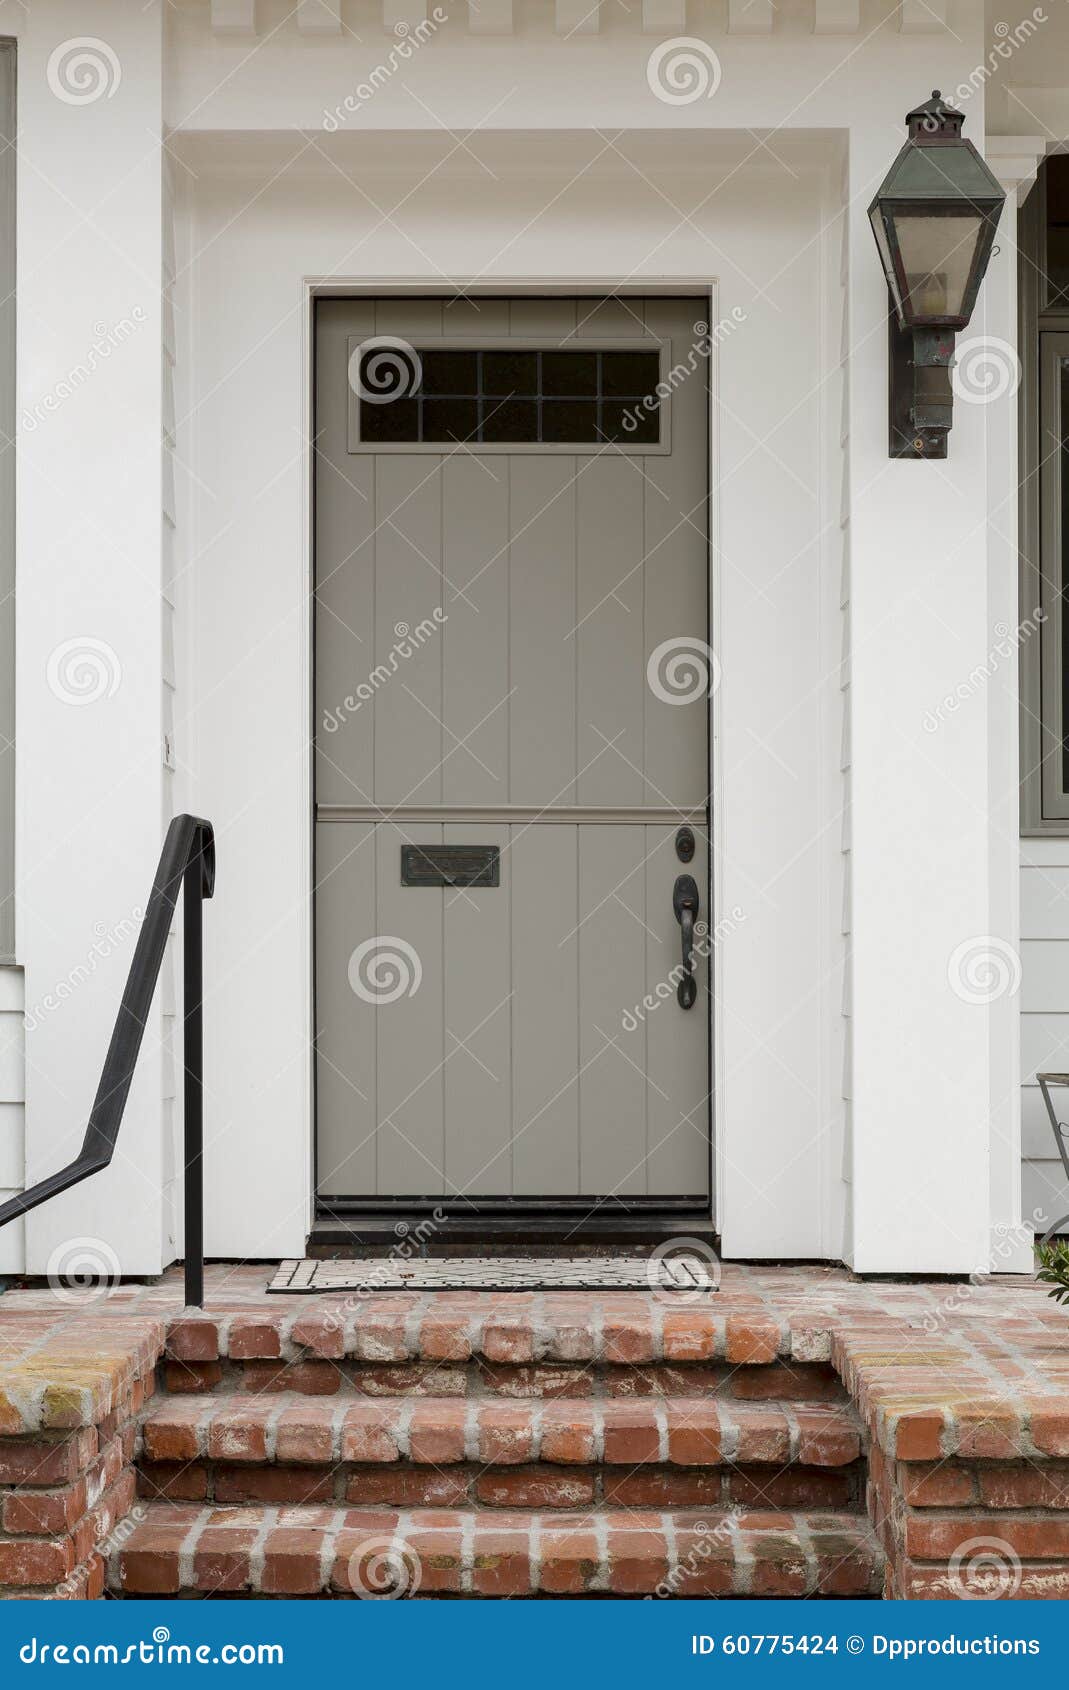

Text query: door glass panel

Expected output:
[354,347,664,445]
[1046,155,1069,310]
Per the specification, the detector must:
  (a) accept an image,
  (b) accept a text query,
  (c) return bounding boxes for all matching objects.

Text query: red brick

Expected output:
[290,1314,346,1360]
[164,1361,222,1394]
[276,1402,338,1464]
[1030,1407,1069,1457]
[167,1319,219,1362]
[725,1319,781,1365]
[733,1408,791,1465]
[481,1364,591,1399]
[472,1528,530,1596]
[905,1512,1069,1562]
[661,1312,719,1362]
[2,1478,87,1535]
[476,1404,535,1466]
[418,1318,472,1362]
[137,1462,209,1502]
[408,1402,466,1465]
[666,1403,722,1466]
[194,1524,256,1593]
[606,1522,668,1594]
[602,1402,660,1465]
[539,1525,601,1593]
[541,1404,596,1464]
[206,1404,271,1464]
[750,1470,855,1509]
[228,1318,282,1361]
[475,1468,596,1509]
[241,1361,341,1395]
[898,1462,976,1507]
[795,1409,860,1468]
[404,1525,464,1594]
[261,1527,327,1595]
[746,1528,808,1596]
[603,1316,656,1365]
[978,1462,1069,1510]
[354,1365,465,1397]
[353,1315,410,1364]
[0,1432,94,1488]
[0,1536,75,1587]
[482,1319,535,1365]
[954,1411,1025,1461]
[214,1467,334,1505]
[891,1412,946,1461]
[345,1468,470,1508]
[607,1469,725,1509]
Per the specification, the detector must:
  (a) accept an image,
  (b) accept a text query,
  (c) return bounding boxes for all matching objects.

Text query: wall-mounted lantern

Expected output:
[868,91,1006,459]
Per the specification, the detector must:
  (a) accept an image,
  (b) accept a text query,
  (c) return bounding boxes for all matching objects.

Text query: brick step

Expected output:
[165,1308,841,1401]
[137,1394,865,1512]
[111,1501,885,1598]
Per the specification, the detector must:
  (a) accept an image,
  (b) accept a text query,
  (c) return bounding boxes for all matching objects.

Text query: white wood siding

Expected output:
[1021,849,1069,1229]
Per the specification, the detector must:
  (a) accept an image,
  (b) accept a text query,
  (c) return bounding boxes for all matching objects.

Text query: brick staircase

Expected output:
[111,1304,884,1598]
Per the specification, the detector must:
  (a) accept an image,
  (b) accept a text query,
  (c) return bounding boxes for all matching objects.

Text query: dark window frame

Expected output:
[346,337,671,456]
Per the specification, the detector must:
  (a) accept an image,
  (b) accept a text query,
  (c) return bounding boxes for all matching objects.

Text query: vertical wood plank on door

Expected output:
[373,299,444,805]
[315,300,376,807]
[374,456,444,804]
[507,297,578,806]
[577,457,644,803]
[511,824,580,1192]
[375,823,446,1193]
[443,823,512,1192]
[509,456,578,805]
[442,456,510,803]
[645,824,711,1194]
[578,824,647,1194]
[642,299,709,810]
[314,823,377,1194]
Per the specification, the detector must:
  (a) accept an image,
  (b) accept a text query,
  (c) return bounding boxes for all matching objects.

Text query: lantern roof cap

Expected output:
[906,90,965,138]
[873,91,1006,207]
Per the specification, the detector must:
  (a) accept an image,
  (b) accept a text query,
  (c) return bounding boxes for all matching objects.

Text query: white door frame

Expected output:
[299,276,722,1230]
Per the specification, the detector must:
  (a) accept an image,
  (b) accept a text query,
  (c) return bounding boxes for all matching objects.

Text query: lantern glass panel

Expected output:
[894,212,982,319]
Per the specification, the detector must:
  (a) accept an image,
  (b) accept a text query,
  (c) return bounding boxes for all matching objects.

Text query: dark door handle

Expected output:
[673,873,700,1009]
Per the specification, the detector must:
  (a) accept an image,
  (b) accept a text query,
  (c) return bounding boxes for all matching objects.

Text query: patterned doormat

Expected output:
[268,1256,718,1293]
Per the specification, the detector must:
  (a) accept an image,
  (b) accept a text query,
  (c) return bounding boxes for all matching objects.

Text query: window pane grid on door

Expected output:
[358,347,662,446]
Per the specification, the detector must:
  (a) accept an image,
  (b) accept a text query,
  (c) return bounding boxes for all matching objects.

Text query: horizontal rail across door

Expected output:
[316,805,708,825]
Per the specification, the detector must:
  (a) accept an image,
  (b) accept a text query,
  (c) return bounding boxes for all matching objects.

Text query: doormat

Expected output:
[267,1257,718,1293]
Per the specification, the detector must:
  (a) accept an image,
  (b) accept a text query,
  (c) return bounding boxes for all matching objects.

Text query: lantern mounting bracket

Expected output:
[888,303,955,460]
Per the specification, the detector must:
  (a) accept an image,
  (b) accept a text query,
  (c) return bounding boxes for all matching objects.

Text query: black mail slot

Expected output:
[401,844,500,888]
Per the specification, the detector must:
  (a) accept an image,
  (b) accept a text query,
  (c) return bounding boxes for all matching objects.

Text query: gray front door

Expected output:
[314,295,710,1213]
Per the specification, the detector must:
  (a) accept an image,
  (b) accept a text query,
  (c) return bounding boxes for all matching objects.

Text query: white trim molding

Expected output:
[986,135,1048,204]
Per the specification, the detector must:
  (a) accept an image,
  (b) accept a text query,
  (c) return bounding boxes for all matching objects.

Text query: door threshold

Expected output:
[308,1211,716,1255]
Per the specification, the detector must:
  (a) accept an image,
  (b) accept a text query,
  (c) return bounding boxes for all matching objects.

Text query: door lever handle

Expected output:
[672,873,700,1010]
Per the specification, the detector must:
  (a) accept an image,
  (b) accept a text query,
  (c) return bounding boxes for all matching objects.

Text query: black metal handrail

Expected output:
[0,815,215,1307]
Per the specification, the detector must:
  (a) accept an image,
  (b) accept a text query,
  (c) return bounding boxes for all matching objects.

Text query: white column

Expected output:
[846,90,998,1274]
[16,1,167,1274]
[983,137,1047,1272]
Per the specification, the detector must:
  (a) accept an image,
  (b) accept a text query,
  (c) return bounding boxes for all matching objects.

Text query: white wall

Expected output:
[12,0,169,1275]
[2,0,1027,1272]
[176,134,840,1261]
